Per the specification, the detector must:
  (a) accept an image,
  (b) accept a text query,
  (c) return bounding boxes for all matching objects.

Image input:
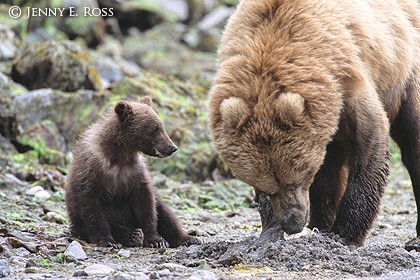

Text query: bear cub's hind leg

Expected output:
[156,196,202,247]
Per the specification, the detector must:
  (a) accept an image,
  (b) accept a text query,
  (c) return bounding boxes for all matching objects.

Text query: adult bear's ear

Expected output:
[273,93,305,128]
[139,96,152,107]
[220,97,251,130]
[114,100,133,122]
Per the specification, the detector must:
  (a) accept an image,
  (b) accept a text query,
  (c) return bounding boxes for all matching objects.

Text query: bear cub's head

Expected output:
[114,96,177,158]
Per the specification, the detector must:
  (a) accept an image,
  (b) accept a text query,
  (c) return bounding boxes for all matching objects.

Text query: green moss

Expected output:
[36,258,52,268]
[10,151,39,166]
[50,193,65,202]
[56,253,65,264]
[16,135,66,167]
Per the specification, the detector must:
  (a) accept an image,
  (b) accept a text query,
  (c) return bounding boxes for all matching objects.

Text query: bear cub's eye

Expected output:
[152,124,160,134]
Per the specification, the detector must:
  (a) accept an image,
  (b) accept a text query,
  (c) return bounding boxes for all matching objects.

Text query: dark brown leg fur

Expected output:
[391,74,420,250]
[156,196,201,248]
[76,197,119,247]
[309,141,349,230]
[111,226,144,247]
[130,186,167,248]
[330,96,390,246]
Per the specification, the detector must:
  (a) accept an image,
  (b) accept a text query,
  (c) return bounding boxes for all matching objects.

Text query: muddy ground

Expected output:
[0,161,419,280]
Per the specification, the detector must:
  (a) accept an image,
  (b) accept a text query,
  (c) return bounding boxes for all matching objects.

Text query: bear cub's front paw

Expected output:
[175,235,202,247]
[127,228,144,247]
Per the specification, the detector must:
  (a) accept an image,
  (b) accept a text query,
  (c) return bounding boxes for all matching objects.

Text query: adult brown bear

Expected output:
[209,0,420,247]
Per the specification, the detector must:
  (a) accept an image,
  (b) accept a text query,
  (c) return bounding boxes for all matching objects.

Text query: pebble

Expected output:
[133,272,149,280]
[64,241,87,261]
[112,272,135,280]
[21,274,53,280]
[9,256,27,267]
[0,260,11,277]
[185,245,201,257]
[45,212,66,224]
[34,190,51,201]
[4,173,28,187]
[83,264,115,276]
[73,270,88,277]
[25,186,44,195]
[188,270,218,280]
[156,263,188,273]
[25,186,52,200]
[149,271,160,279]
[117,249,131,258]
[14,247,31,257]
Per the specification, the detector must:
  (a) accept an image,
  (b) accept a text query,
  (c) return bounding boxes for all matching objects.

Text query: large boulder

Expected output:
[0,86,108,167]
[0,24,20,61]
[11,40,102,92]
[98,0,188,33]
[122,23,216,80]
[58,0,107,47]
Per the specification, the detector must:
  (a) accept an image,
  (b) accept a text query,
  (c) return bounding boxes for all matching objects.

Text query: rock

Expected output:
[0,24,19,60]
[45,212,66,224]
[84,264,115,276]
[0,260,10,278]
[133,272,149,280]
[16,119,67,166]
[3,174,28,188]
[188,270,218,280]
[148,271,160,279]
[183,6,233,52]
[92,56,123,88]
[1,88,108,154]
[113,272,136,280]
[98,0,164,33]
[117,249,131,258]
[157,269,171,277]
[13,247,31,257]
[11,40,102,92]
[9,256,27,267]
[25,186,45,196]
[34,190,51,201]
[59,0,106,47]
[185,0,218,25]
[405,237,420,252]
[64,241,87,261]
[0,260,11,277]
[158,0,189,22]
[122,23,216,79]
[197,6,233,31]
[185,245,202,258]
[156,263,188,273]
[73,270,88,277]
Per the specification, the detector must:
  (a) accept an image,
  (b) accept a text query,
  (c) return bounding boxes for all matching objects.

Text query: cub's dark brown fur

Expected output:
[66,97,200,248]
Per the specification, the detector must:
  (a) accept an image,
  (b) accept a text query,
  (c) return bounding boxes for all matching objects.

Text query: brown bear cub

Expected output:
[66,97,200,248]
[209,0,420,247]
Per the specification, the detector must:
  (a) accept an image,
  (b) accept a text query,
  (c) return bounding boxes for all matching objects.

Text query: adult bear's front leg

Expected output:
[331,95,390,246]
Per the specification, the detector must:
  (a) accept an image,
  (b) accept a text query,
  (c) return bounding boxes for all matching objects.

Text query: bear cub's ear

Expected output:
[220,97,251,130]
[139,96,152,107]
[114,100,133,122]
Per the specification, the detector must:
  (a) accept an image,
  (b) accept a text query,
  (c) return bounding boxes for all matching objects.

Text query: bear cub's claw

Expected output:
[144,236,169,248]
